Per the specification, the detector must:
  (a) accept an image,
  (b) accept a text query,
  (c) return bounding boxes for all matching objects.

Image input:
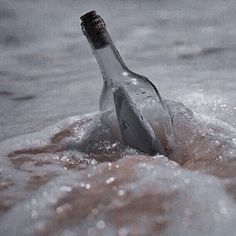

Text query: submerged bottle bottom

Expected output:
[100,93,174,155]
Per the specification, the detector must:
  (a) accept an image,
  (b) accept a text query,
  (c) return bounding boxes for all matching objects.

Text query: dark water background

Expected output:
[0,0,236,142]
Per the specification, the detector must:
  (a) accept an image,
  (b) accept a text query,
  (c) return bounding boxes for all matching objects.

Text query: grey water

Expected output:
[0,0,236,235]
[0,0,236,142]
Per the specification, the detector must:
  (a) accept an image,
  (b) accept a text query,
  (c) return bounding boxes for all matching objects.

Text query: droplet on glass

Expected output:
[85,183,91,189]
[117,189,125,196]
[106,177,115,184]
[96,220,105,230]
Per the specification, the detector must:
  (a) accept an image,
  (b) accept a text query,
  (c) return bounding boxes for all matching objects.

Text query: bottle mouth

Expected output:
[80,11,106,36]
[80,11,108,49]
[80,11,97,22]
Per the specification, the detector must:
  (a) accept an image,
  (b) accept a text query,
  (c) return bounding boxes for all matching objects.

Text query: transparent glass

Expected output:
[88,31,174,155]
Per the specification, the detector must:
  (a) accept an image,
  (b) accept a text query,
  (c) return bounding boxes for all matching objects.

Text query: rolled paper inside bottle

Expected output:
[113,86,165,155]
[80,11,109,49]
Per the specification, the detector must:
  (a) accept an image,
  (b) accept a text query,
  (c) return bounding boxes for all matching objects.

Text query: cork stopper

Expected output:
[80,11,108,49]
[80,11,97,22]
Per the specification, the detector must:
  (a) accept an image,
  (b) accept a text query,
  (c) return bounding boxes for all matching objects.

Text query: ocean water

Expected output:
[0,0,236,235]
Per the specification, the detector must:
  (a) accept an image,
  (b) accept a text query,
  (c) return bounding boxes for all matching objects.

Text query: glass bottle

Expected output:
[80,11,174,155]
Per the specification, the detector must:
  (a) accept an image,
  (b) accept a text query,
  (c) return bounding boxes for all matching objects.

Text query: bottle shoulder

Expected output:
[124,70,159,93]
[124,69,148,80]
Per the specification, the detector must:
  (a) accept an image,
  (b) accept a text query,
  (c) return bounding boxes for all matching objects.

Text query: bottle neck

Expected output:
[80,11,128,85]
[87,31,128,85]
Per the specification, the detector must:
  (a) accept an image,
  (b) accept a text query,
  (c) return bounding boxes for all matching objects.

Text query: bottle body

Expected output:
[81,11,174,155]
[99,65,173,155]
